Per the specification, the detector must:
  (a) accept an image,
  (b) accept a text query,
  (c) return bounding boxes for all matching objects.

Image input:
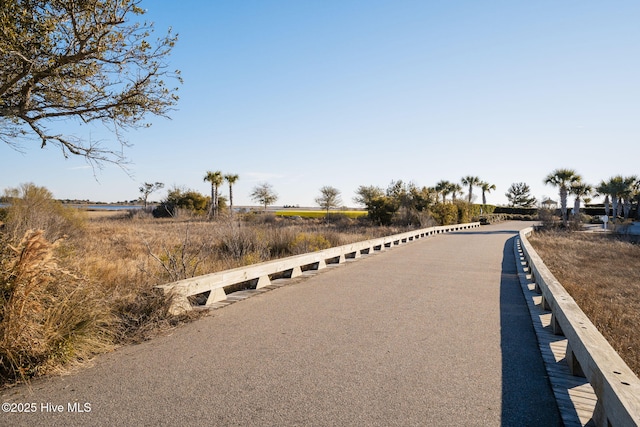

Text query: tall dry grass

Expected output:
[0,230,113,383]
[528,230,640,376]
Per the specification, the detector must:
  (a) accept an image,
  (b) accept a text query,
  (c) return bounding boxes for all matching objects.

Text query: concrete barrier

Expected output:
[157,222,480,314]
[518,227,640,427]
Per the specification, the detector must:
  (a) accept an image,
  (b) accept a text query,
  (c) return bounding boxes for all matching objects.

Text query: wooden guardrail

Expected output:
[518,227,640,427]
[157,222,480,314]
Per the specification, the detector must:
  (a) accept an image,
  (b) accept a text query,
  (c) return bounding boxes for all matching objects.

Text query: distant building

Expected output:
[541,198,557,209]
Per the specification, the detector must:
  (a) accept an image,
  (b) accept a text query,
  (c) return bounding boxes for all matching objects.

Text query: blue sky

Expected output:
[2,1,640,207]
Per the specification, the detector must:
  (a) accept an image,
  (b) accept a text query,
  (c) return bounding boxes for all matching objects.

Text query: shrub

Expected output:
[2,183,86,241]
[454,201,483,223]
[265,227,299,257]
[366,196,399,226]
[215,221,269,264]
[154,188,208,218]
[538,208,560,229]
[430,203,458,225]
[289,233,332,254]
[494,206,538,216]
[242,211,277,224]
[567,213,591,231]
[391,207,436,228]
[479,204,496,215]
[325,213,352,225]
[111,285,183,344]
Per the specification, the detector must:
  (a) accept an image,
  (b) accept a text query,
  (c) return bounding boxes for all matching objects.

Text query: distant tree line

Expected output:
[142,173,502,226]
[353,177,497,226]
[8,168,637,228]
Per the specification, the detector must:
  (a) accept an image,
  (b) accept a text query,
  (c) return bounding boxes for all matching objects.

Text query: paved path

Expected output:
[1,221,561,426]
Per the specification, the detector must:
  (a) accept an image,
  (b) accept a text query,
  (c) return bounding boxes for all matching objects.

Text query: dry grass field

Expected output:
[527,230,640,377]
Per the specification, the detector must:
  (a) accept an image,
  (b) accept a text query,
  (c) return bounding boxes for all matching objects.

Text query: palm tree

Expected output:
[435,180,451,203]
[607,176,627,219]
[224,173,240,215]
[479,181,496,205]
[544,168,581,226]
[450,183,463,202]
[570,182,592,218]
[203,170,223,218]
[461,176,481,203]
[596,180,614,219]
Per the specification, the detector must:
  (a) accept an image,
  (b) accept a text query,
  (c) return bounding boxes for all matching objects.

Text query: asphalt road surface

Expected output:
[1,221,561,426]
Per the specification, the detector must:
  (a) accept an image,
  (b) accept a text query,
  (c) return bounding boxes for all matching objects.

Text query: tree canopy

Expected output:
[139,181,164,209]
[353,185,384,207]
[505,182,537,208]
[0,0,181,165]
[461,176,481,203]
[250,182,278,211]
[315,186,342,213]
[479,181,496,205]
